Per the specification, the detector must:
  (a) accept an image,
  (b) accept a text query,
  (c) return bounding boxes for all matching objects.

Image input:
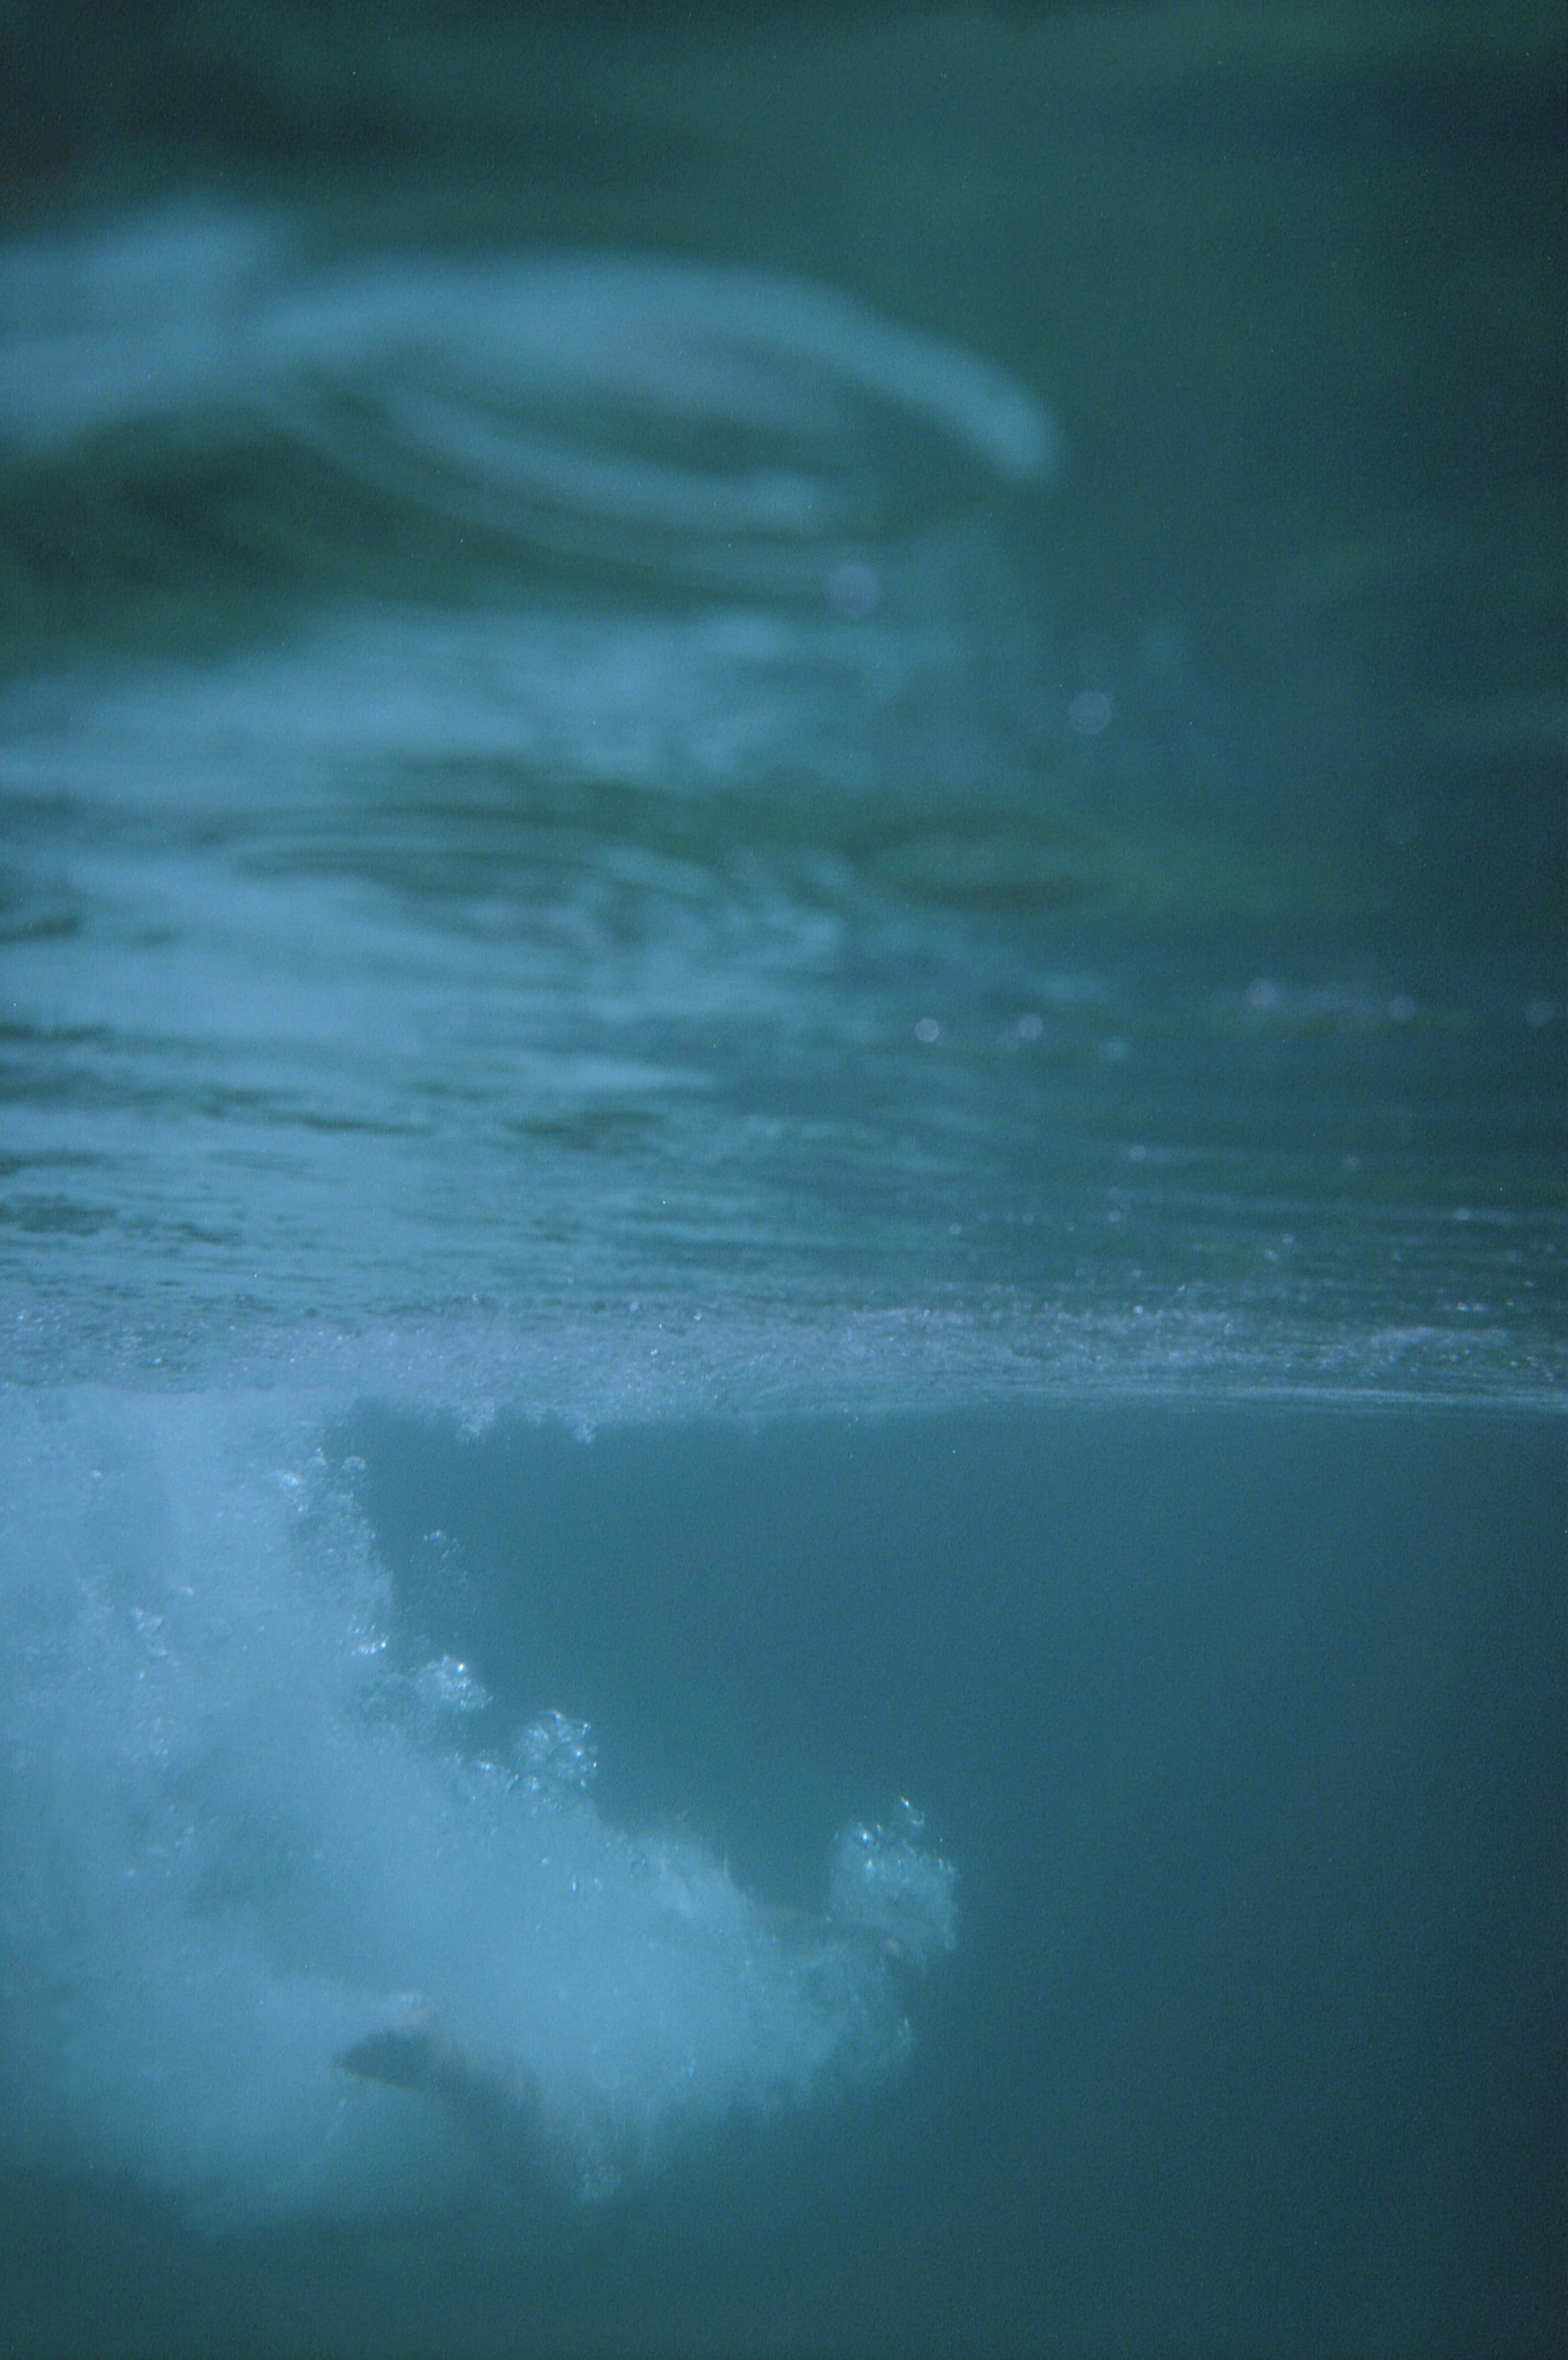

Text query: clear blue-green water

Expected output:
[1,6,1563,2355]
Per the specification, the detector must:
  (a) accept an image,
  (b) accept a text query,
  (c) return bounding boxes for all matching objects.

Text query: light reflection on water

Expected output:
[0,191,1561,1406]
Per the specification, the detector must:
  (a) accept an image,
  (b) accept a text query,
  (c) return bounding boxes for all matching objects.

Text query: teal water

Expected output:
[2,1405,1562,2358]
[1,6,1563,2355]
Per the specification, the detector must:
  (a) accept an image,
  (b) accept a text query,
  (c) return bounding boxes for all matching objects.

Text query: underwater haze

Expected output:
[1,4,1564,2357]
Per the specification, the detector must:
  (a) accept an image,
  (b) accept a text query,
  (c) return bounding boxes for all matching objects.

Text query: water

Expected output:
[1,6,1564,2356]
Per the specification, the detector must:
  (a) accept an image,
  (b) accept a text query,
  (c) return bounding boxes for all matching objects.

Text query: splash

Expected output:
[0,1388,955,2227]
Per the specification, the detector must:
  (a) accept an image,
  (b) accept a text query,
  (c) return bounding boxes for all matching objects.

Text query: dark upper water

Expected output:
[0,5,1563,2356]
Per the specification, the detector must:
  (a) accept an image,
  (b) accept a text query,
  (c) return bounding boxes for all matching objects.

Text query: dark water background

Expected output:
[1,4,1564,2356]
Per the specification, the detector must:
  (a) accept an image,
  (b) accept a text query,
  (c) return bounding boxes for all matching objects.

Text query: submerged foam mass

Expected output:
[0,1390,955,2227]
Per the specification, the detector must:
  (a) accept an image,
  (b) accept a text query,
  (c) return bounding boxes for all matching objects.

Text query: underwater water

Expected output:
[1,4,1564,2356]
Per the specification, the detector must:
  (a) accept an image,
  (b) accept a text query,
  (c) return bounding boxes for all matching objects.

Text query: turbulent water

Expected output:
[0,191,1559,1407]
[0,7,1563,2356]
[1,1383,962,2232]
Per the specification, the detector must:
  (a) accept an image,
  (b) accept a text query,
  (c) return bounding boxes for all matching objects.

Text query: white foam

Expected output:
[0,1388,953,2225]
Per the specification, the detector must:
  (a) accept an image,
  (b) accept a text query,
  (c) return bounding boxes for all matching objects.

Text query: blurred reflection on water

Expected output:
[0,8,1561,1400]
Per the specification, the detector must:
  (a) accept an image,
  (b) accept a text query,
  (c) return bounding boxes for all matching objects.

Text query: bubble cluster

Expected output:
[514,1708,599,1798]
[829,1808,958,1974]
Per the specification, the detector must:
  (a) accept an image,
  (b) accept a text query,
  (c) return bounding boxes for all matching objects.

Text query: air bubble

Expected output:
[515,1709,598,1798]
[413,1656,491,1714]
